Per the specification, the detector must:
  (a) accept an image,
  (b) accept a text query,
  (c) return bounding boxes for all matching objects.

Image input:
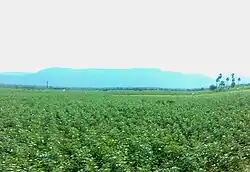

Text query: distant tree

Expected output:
[237,77,241,85]
[216,77,220,88]
[231,73,235,78]
[231,82,236,88]
[209,84,217,91]
[219,73,222,79]
[219,80,225,88]
[226,77,229,87]
[231,73,236,88]
[231,78,236,88]
[216,73,223,89]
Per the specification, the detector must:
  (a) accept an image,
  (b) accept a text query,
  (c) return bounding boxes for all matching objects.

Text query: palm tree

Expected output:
[231,78,236,88]
[219,73,222,78]
[231,73,235,79]
[226,77,229,87]
[237,77,241,85]
[219,80,225,89]
[230,73,235,88]
[216,73,223,89]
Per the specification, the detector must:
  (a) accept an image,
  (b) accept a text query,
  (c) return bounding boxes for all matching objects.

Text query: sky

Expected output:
[0,0,249,78]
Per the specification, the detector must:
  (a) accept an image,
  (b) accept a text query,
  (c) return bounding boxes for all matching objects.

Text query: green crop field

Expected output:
[1,88,250,171]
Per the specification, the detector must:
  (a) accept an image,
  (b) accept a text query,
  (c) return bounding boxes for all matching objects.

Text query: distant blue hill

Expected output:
[0,68,215,89]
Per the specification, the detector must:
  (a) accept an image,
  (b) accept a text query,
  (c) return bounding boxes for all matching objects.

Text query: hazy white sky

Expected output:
[0,0,249,77]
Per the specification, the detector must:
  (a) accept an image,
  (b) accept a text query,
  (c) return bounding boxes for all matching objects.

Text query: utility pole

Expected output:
[46,81,49,89]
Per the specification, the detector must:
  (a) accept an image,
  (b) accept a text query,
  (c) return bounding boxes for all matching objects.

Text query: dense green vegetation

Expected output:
[1,89,250,171]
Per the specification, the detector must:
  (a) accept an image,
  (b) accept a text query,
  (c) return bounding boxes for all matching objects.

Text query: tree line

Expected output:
[210,73,241,90]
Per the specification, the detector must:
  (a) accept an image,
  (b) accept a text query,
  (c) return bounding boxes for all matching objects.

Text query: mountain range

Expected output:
[0,68,219,89]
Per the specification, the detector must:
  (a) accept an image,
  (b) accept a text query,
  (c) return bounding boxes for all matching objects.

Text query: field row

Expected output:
[1,90,250,171]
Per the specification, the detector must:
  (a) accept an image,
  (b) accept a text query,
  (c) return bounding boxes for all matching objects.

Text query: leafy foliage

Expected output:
[1,89,250,171]
[209,85,217,91]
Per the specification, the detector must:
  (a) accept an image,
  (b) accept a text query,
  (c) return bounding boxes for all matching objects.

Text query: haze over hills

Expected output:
[0,68,218,89]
